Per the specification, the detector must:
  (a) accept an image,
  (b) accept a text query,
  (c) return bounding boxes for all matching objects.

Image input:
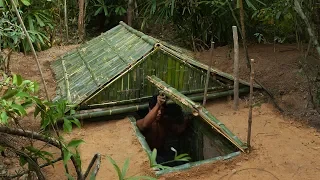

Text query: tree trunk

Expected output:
[294,0,320,57]
[78,0,85,42]
[127,0,134,26]
[239,0,251,67]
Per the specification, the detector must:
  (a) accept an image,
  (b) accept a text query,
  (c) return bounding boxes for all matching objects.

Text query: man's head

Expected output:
[149,95,166,121]
[163,103,184,124]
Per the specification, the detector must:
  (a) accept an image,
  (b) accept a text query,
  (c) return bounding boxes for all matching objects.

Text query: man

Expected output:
[136,94,188,164]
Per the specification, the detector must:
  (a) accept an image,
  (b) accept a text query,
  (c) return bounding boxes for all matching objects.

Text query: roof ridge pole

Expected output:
[10,0,50,100]
[119,21,156,45]
[203,42,215,106]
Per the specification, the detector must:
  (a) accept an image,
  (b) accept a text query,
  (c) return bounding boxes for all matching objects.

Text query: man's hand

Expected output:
[157,94,166,107]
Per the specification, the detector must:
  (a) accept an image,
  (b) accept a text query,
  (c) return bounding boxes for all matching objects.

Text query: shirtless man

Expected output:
[136,94,188,164]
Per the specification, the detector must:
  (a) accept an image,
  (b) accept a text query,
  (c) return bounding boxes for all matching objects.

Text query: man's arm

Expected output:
[136,96,165,131]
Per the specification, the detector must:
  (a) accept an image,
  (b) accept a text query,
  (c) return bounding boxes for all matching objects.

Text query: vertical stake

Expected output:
[64,0,68,42]
[247,59,255,149]
[203,42,215,106]
[233,26,240,111]
[10,0,50,100]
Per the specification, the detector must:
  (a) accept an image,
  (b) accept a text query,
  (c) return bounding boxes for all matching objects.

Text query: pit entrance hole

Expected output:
[134,109,239,168]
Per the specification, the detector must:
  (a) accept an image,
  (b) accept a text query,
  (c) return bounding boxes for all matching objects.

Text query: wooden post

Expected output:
[64,0,68,42]
[9,0,50,100]
[203,42,215,106]
[247,59,254,149]
[232,26,239,111]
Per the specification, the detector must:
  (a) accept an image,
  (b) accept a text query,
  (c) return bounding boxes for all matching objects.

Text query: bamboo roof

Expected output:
[51,21,260,105]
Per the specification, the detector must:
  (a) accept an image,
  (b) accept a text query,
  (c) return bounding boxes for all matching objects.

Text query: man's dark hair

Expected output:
[164,103,184,124]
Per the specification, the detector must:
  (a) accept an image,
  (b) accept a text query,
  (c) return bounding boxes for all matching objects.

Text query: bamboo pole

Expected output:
[9,0,50,100]
[203,42,215,106]
[247,59,254,149]
[233,26,240,111]
[68,88,250,120]
[64,0,68,42]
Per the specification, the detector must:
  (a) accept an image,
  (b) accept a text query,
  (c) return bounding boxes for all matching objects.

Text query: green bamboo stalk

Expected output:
[179,63,185,91]
[167,56,173,86]
[174,60,180,89]
[80,86,238,109]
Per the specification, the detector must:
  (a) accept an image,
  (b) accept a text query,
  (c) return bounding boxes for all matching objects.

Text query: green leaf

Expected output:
[19,156,27,166]
[27,16,34,31]
[244,0,257,10]
[65,173,74,180]
[276,11,281,20]
[0,0,4,7]
[71,117,81,128]
[13,74,22,86]
[103,6,108,16]
[121,158,130,178]
[67,139,84,148]
[16,92,30,98]
[63,118,72,133]
[0,146,5,153]
[1,112,8,124]
[63,148,72,165]
[2,89,19,100]
[21,100,33,108]
[34,14,45,27]
[107,156,123,180]
[175,153,190,161]
[34,105,41,117]
[150,149,157,166]
[11,103,27,115]
[70,109,76,115]
[94,7,103,16]
[20,0,31,6]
